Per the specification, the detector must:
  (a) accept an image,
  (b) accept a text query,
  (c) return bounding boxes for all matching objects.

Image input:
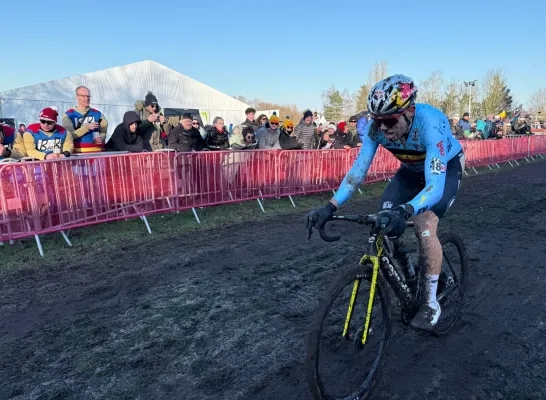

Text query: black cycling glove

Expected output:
[306,202,337,232]
[376,205,411,237]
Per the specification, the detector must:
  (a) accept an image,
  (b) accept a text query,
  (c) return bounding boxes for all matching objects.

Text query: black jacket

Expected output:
[205,127,230,150]
[106,111,151,152]
[168,124,205,152]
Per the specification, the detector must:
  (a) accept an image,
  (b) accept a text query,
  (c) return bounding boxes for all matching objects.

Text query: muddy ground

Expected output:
[1,161,546,400]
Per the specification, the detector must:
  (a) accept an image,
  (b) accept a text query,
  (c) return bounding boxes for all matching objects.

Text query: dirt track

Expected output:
[1,161,546,400]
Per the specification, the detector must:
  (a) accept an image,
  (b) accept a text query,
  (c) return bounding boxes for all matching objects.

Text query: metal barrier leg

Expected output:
[358,188,363,195]
[191,207,201,224]
[472,167,479,174]
[60,230,72,247]
[495,164,501,169]
[332,189,336,195]
[288,195,296,208]
[256,198,265,213]
[464,169,469,176]
[34,235,45,257]
[507,160,514,167]
[140,216,152,234]
[514,159,520,165]
[487,165,493,170]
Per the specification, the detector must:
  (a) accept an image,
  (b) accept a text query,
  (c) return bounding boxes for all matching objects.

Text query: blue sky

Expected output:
[1,0,544,112]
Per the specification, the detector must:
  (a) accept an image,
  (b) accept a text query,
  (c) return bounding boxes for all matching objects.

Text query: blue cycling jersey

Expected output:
[333,103,463,216]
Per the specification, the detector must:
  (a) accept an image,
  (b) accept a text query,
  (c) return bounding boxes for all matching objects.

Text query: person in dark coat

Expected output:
[106,111,151,152]
[168,113,205,152]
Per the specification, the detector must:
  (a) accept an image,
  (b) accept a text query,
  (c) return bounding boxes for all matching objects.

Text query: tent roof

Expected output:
[0,60,250,111]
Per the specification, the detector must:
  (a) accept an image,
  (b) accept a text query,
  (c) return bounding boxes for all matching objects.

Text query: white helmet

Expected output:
[367,74,418,116]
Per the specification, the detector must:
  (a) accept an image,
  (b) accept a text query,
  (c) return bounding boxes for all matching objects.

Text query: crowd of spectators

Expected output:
[449,112,537,141]
[0,85,542,162]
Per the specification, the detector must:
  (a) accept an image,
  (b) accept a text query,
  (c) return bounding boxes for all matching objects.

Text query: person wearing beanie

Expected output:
[62,85,108,153]
[330,121,355,150]
[133,91,170,151]
[279,118,303,150]
[256,114,281,149]
[24,107,74,160]
[294,109,318,149]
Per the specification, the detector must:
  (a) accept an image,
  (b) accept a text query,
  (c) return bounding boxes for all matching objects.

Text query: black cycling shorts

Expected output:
[380,151,464,218]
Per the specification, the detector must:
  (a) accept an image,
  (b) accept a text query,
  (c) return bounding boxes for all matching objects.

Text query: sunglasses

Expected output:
[286,127,293,130]
[270,122,279,126]
[192,122,199,125]
[245,136,254,140]
[349,120,357,123]
[371,115,401,128]
[40,119,55,125]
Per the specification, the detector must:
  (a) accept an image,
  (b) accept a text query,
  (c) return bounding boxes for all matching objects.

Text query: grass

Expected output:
[0,157,541,274]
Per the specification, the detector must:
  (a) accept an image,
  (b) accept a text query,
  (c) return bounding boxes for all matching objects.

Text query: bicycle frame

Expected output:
[343,232,417,346]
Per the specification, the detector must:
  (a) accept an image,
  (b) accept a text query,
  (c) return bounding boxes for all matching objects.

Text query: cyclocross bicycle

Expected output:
[306,214,468,400]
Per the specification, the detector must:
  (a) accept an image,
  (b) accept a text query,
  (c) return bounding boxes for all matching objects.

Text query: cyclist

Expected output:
[306,74,465,331]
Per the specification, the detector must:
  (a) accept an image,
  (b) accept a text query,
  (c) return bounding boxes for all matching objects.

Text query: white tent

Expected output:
[0,60,250,138]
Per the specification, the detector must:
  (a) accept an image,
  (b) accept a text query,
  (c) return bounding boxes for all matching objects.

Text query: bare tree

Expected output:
[355,60,388,112]
[341,89,356,119]
[418,71,444,109]
[528,88,546,114]
[481,69,511,116]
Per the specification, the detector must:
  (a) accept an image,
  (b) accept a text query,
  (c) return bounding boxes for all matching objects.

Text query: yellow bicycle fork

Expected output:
[342,253,382,346]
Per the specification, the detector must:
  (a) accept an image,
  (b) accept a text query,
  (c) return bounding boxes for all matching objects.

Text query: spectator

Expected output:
[168,113,205,152]
[24,107,73,160]
[242,107,260,132]
[62,86,108,153]
[206,117,230,150]
[294,110,317,150]
[106,111,151,153]
[193,117,208,139]
[347,115,358,139]
[134,91,169,151]
[256,114,281,149]
[512,116,532,135]
[457,112,471,133]
[230,125,257,150]
[18,124,26,135]
[331,121,356,149]
[0,123,25,159]
[256,114,269,128]
[279,118,303,150]
[318,124,336,149]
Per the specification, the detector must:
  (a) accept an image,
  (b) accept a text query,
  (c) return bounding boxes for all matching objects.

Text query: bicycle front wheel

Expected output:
[307,263,391,400]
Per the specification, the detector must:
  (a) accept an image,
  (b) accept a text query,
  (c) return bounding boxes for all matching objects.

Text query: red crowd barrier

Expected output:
[1,136,546,252]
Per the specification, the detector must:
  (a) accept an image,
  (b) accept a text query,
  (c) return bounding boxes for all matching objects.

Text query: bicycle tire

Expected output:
[432,233,469,336]
[307,263,391,400]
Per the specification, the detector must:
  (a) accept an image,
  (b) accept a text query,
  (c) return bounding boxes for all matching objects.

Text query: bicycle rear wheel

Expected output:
[433,233,469,336]
[307,263,391,400]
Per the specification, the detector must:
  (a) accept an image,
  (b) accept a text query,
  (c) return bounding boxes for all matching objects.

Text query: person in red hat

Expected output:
[23,107,74,160]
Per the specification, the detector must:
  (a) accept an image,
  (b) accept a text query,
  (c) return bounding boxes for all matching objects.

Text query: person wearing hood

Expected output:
[106,111,151,152]
[294,110,317,149]
[256,114,281,149]
[168,113,206,152]
[134,91,170,151]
